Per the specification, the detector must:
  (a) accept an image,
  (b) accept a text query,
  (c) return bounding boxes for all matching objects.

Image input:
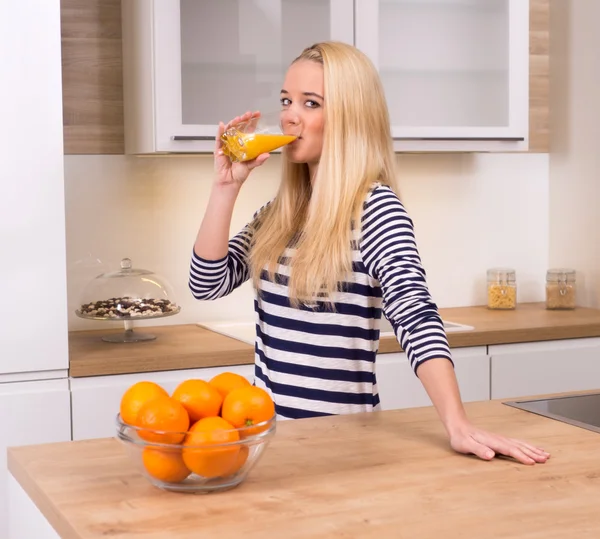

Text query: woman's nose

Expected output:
[280,109,300,128]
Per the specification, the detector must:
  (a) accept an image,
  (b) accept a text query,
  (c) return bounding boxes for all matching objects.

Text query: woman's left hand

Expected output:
[448,421,550,465]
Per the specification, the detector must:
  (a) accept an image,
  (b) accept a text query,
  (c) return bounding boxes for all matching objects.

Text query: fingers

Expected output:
[510,439,550,463]
[472,432,550,465]
[515,439,550,457]
[246,153,270,170]
[503,445,536,465]
[518,445,549,464]
[464,438,496,461]
[215,121,224,153]
[224,111,256,131]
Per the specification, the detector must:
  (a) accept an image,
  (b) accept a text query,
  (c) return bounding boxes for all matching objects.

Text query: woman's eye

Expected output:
[306,100,320,108]
[280,98,291,106]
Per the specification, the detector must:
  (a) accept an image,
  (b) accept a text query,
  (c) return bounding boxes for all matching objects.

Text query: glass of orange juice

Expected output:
[220,111,298,162]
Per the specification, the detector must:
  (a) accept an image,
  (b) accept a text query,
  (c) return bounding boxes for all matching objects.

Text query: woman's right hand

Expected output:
[214,111,270,188]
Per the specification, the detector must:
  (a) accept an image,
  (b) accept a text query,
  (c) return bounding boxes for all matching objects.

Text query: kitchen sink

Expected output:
[199,317,474,345]
[379,317,474,337]
[504,392,600,434]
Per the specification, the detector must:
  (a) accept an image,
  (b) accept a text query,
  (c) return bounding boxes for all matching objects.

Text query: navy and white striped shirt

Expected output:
[189,185,452,419]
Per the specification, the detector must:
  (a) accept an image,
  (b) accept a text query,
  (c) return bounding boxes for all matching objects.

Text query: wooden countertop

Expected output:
[9,394,600,539]
[69,303,600,377]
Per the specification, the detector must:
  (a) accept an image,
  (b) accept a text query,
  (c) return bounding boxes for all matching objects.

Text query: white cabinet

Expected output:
[0,0,68,375]
[71,364,255,441]
[355,0,529,151]
[377,346,489,410]
[1,380,71,539]
[122,0,529,154]
[122,0,353,154]
[9,475,61,539]
[490,337,600,399]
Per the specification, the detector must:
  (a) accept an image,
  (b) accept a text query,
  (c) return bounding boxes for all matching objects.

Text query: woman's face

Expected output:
[280,60,325,167]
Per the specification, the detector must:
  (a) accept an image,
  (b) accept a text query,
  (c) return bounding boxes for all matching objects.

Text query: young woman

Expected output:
[189,42,549,466]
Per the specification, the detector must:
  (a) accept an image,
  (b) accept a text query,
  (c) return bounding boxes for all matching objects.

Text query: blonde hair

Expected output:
[249,41,397,307]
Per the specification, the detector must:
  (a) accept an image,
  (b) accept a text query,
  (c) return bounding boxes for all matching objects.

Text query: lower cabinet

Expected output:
[69,335,600,437]
[490,337,600,399]
[70,364,254,441]
[1,379,71,539]
[376,346,490,410]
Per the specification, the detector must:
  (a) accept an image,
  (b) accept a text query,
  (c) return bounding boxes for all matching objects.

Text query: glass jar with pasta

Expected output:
[546,268,576,310]
[487,268,517,310]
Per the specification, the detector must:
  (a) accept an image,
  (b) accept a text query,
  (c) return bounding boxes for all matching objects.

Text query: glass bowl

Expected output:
[115,413,277,494]
[75,257,181,343]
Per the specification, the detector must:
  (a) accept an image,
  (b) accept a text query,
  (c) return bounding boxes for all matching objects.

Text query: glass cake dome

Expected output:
[75,258,181,343]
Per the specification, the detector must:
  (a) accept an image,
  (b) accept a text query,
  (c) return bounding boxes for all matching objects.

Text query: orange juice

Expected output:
[221,132,297,162]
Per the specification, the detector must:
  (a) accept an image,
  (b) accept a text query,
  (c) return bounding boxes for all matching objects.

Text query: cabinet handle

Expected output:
[392,137,525,141]
[172,135,216,141]
[174,135,524,142]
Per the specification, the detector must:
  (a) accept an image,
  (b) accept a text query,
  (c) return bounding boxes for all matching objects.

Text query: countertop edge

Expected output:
[68,303,600,378]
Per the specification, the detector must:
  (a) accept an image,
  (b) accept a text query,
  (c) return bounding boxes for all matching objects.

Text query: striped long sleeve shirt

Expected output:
[189,185,452,419]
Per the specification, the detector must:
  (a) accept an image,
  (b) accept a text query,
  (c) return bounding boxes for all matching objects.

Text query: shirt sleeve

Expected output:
[359,185,453,373]
[188,201,270,300]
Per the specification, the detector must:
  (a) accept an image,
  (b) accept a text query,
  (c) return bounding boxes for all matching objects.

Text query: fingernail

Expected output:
[486,451,494,459]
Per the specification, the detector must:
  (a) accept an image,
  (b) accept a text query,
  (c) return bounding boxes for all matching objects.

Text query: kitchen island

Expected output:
[8,394,600,538]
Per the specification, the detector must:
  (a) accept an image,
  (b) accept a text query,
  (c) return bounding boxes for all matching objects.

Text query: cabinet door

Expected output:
[0,380,71,539]
[490,338,600,399]
[376,347,489,410]
[71,364,255,441]
[0,0,68,374]
[128,0,353,153]
[355,0,529,151]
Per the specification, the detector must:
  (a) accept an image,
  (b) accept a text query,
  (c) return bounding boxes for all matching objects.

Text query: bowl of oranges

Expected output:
[115,372,276,493]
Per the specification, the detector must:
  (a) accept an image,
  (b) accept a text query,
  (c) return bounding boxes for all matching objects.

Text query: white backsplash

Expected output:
[64,152,549,331]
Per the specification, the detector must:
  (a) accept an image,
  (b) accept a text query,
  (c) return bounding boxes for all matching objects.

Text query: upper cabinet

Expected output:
[122,0,353,154]
[122,0,530,154]
[356,0,529,151]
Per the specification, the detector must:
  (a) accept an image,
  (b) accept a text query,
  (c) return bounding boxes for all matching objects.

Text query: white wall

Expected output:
[549,0,600,308]
[64,152,549,331]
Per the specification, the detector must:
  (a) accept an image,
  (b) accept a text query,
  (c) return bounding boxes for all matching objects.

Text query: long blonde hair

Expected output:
[249,41,397,307]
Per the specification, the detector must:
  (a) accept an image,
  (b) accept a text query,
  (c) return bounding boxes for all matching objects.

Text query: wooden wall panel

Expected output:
[61,0,124,154]
[60,0,549,155]
[529,0,550,152]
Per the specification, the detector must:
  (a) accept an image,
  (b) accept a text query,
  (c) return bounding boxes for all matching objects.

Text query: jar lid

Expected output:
[546,268,576,282]
[487,267,516,281]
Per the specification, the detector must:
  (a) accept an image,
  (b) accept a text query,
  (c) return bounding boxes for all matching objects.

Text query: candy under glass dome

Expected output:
[75,258,181,343]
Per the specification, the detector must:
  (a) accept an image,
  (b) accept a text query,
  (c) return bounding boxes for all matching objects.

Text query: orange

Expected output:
[224,444,249,476]
[172,379,223,422]
[142,447,191,483]
[120,381,169,427]
[137,396,190,444]
[182,416,240,478]
[221,386,275,436]
[209,372,251,400]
